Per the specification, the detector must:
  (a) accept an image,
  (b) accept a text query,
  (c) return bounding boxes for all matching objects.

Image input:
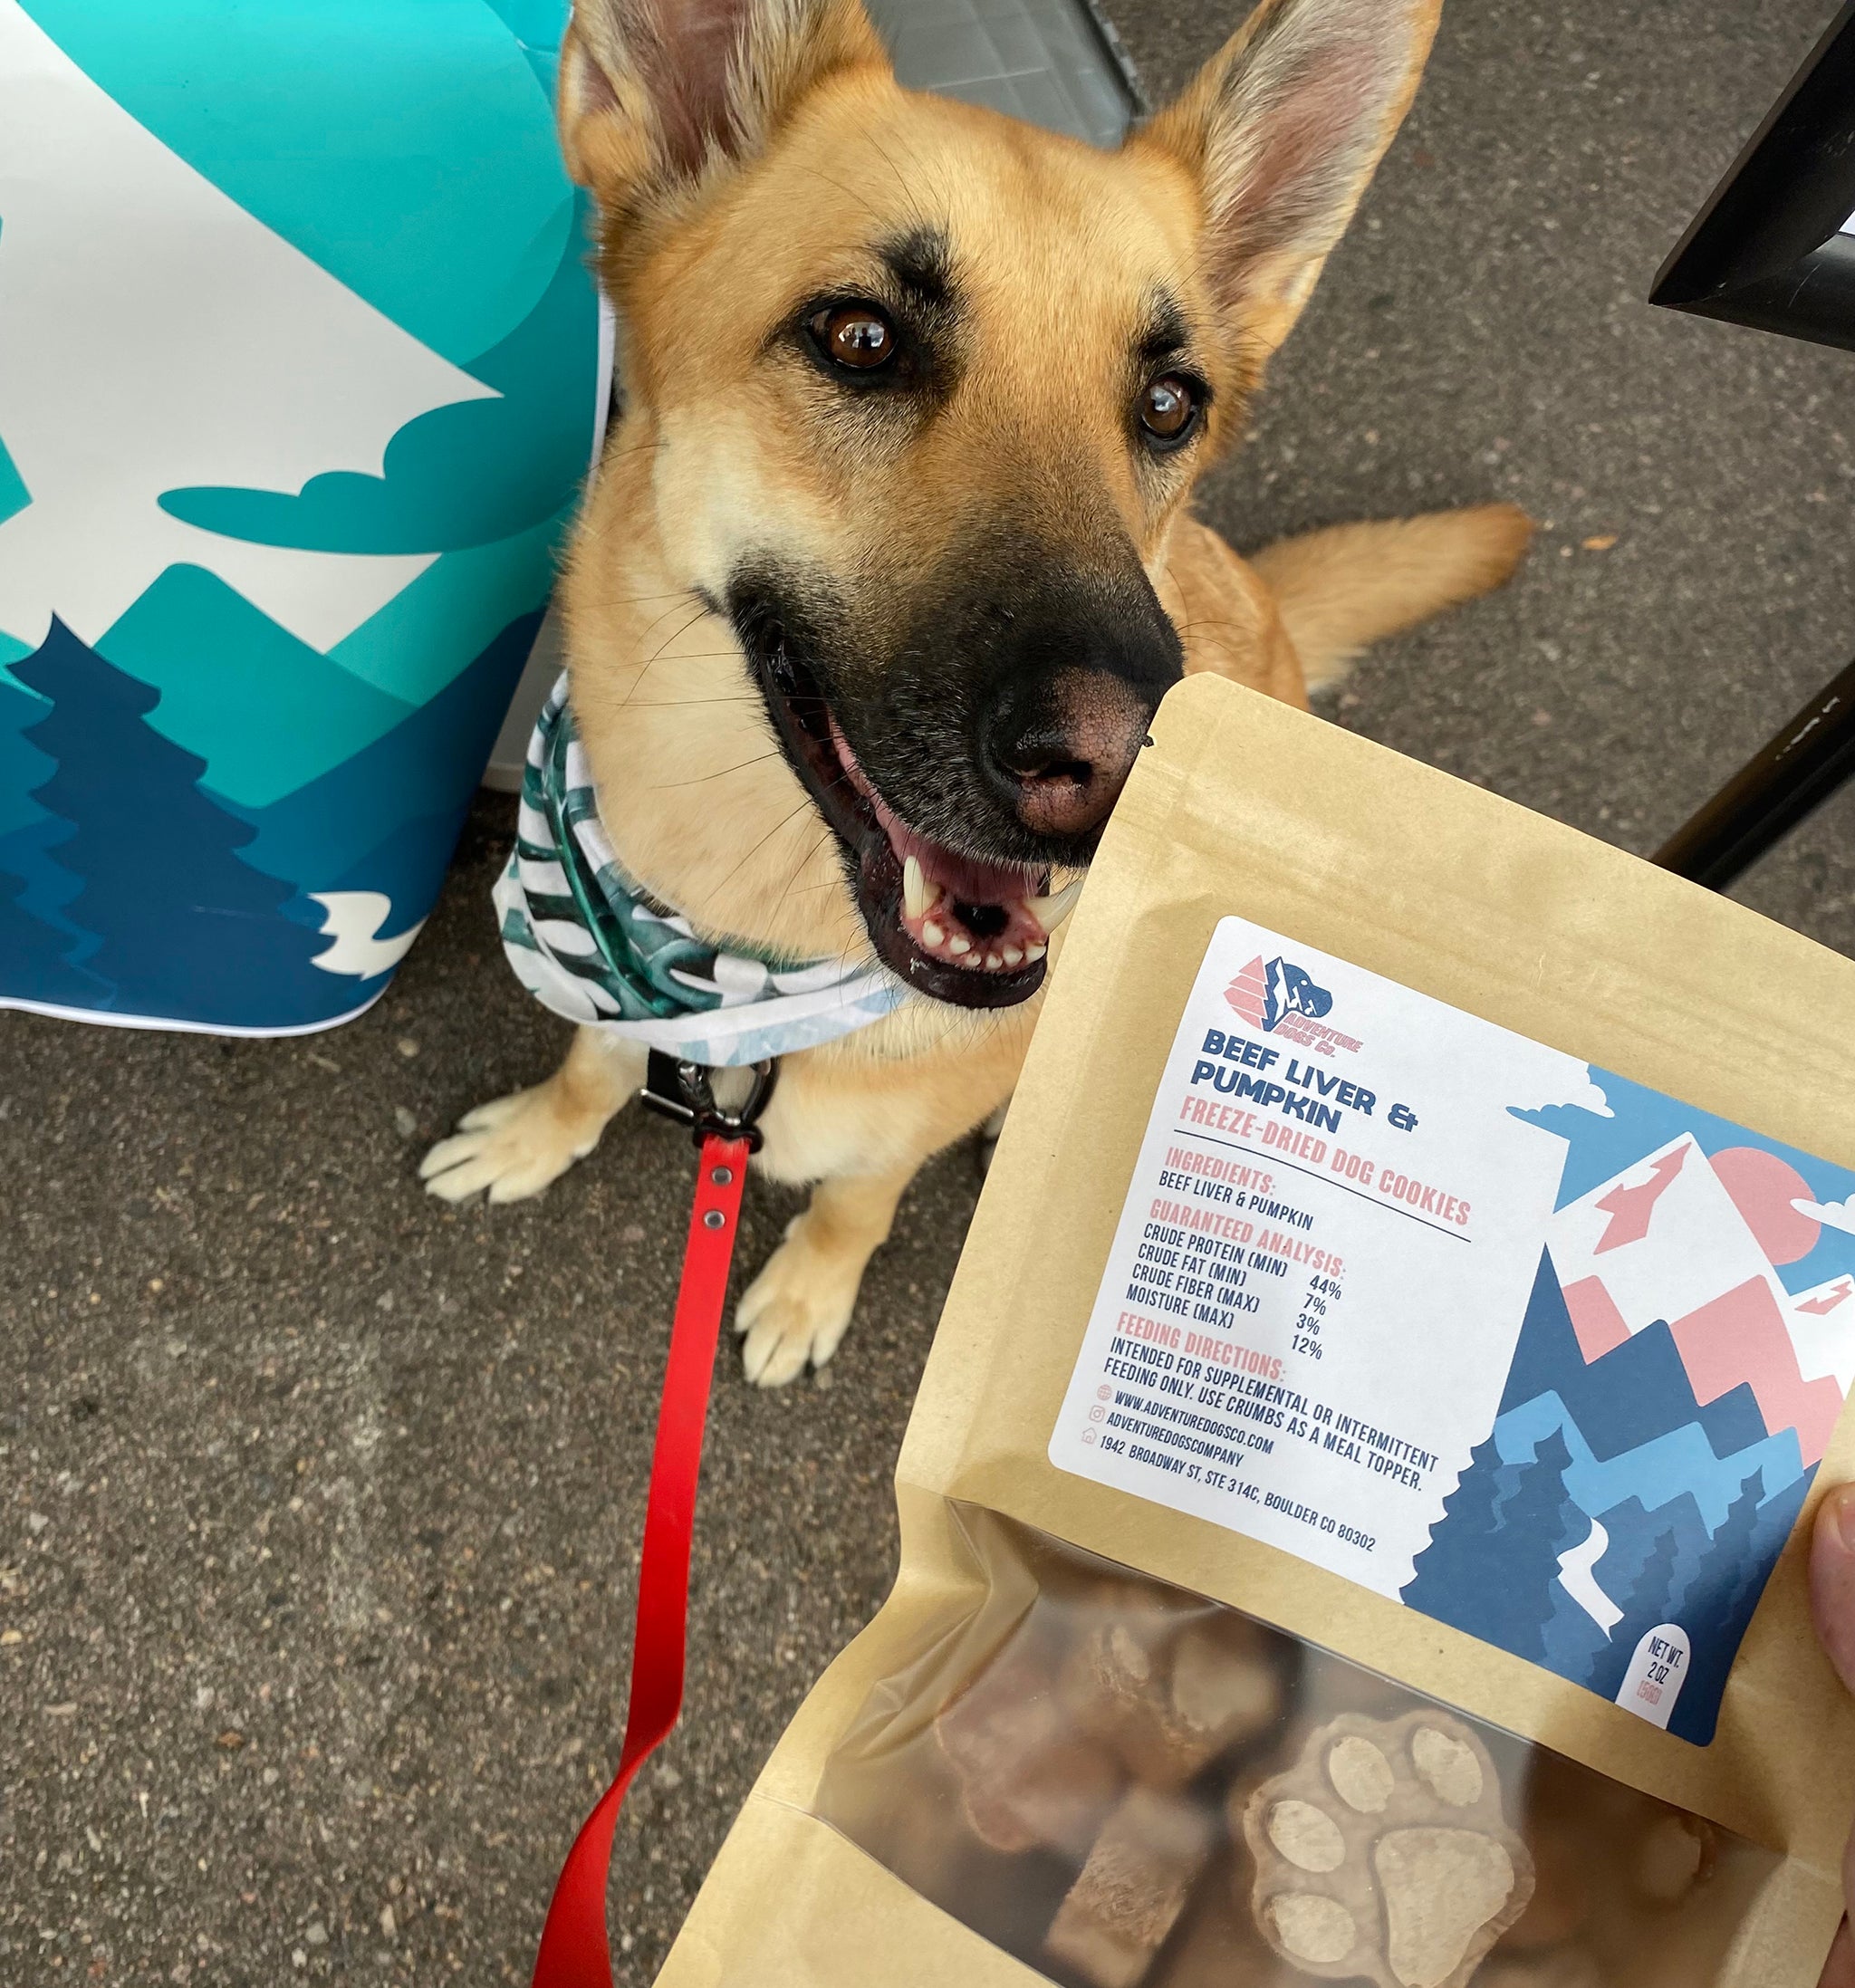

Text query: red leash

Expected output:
[529,1129,751,1988]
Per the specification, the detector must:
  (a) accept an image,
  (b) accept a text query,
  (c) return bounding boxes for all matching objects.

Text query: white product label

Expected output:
[1052,916,1855,1746]
[1050,915,1612,1596]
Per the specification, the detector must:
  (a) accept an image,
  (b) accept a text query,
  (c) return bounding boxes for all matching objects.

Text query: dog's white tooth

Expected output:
[1024,942,1046,962]
[1025,878,1083,932]
[948,934,972,956]
[902,855,927,921]
[1002,946,1023,968]
[922,919,945,949]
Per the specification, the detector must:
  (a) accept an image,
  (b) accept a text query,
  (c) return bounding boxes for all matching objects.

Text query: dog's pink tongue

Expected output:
[830,718,1036,903]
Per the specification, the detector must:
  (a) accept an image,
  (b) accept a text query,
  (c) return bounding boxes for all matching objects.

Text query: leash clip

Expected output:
[640,1051,779,1152]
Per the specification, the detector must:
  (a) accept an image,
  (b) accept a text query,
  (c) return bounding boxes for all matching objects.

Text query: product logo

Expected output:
[1225,955,1333,1031]
[1224,955,1361,1057]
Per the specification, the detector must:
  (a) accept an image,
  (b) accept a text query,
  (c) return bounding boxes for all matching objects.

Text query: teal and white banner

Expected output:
[0,0,601,1031]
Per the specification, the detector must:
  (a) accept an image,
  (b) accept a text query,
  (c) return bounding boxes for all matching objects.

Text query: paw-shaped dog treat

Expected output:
[1238,1710,1534,1988]
[1062,1610,1283,1789]
[1045,1786,1216,1988]
[937,1636,1124,1858]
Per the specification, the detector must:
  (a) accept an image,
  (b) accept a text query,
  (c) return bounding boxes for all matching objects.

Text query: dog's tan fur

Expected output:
[423,0,1530,1385]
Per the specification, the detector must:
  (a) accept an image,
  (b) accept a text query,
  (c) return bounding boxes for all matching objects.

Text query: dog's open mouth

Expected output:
[747,633,1073,1009]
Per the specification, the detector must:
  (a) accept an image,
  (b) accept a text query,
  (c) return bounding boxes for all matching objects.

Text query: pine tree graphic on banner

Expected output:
[1591,1526,1683,1703]
[11,619,340,1026]
[0,863,106,1007]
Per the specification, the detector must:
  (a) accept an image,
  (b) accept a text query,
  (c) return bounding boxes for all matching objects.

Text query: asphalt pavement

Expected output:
[6,0,1855,1980]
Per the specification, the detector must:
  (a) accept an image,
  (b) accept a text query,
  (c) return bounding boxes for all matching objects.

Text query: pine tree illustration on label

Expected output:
[0,0,599,1032]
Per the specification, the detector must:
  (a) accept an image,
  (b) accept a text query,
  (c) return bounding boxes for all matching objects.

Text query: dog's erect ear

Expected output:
[559,0,886,202]
[1138,0,1439,360]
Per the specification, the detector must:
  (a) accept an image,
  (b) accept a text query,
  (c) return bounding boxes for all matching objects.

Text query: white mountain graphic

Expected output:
[1550,1135,1855,1398]
[1555,1516,1623,1633]
[1549,1138,1773,1343]
[0,0,496,654]
[1787,1274,1855,1397]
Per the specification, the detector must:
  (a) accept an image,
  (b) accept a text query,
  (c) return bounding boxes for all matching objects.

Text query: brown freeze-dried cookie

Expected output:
[1630,1810,1716,1906]
[1062,1609,1283,1789]
[1168,1618,1283,1755]
[1239,1710,1534,1988]
[936,1637,1124,1858]
[1046,1786,1216,1988]
[1059,1604,1172,1741]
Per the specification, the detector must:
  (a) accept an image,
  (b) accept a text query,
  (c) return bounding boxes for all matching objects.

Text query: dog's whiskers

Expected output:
[611,694,758,709]
[705,791,836,899]
[648,751,785,791]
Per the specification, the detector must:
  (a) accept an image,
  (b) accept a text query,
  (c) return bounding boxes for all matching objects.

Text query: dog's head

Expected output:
[559,0,1437,1008]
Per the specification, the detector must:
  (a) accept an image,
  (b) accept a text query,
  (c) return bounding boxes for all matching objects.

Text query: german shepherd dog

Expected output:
[422,0,1529,1384]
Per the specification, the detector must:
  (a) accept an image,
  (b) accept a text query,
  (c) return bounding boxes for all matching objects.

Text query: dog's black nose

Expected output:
[982,666,1157,841]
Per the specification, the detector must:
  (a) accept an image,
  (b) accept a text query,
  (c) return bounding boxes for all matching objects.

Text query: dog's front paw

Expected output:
[418,1084,603,1205]
[734,1230,860,1388]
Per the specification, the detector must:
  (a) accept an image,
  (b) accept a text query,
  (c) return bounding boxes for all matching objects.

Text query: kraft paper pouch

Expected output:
[655,673,1855,1988]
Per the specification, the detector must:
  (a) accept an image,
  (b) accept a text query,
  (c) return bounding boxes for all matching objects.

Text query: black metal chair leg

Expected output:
[1653,658,1855,892]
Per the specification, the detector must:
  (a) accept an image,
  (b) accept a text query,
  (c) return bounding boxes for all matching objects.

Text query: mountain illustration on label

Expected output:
[1403,1073,1855,1744]
[1050,914,1855,1753]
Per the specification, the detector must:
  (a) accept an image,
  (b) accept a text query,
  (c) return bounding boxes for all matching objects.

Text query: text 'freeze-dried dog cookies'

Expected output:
[1239,1708,1534,1988]
[1044,1786,1216,1988]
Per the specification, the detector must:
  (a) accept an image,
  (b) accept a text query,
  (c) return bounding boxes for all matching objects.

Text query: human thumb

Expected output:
[1812,1484,1855,1695]
[1812,1488,1855,1987]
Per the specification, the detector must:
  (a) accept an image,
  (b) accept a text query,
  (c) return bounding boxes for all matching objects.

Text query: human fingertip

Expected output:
[1821,1483,1855,1560]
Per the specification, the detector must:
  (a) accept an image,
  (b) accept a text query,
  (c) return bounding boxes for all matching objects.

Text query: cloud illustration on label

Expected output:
[1794,1194,1855,1238]
[1508,1064,1612,1119]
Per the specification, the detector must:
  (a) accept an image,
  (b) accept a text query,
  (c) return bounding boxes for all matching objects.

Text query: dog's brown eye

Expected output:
[812,304,896,370]
[1139,373,1198,444]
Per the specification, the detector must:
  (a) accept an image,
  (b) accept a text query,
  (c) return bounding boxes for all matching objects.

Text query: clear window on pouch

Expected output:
[812,1509,1778,1988]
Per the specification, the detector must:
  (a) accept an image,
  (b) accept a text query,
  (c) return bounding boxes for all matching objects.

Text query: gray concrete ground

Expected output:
[6,0,1855,1981]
